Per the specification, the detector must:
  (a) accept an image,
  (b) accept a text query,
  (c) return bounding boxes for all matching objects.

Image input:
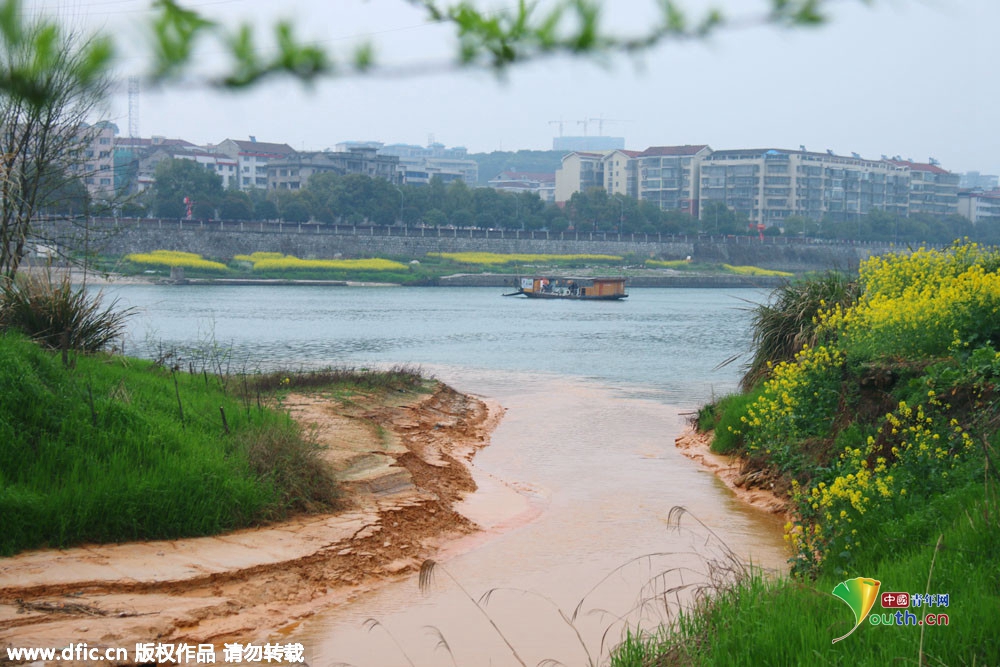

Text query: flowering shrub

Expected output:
[721,264,794,277]
[250,256,407,272]
[820,244,1000,359]
[729,344,844,473]
[786,395,976,576]
[716,243,997,577]
[125,250,228,272]
[427,252,622,264]
[233,252,283,263]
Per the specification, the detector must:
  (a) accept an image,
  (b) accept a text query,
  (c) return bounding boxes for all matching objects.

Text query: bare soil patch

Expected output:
[0,383,502,662]
[675,427,790,517]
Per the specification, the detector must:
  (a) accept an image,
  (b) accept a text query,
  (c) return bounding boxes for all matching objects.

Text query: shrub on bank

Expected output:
[0,272,133,352]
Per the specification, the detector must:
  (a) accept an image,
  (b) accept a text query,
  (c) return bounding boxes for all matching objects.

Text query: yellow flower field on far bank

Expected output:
[428,251,622,264]
[125,250,228,271]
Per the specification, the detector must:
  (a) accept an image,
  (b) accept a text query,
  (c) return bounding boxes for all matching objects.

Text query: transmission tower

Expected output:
[127,76,140,139]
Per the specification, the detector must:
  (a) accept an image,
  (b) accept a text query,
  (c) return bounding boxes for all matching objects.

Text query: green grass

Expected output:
[698,391,761,455]
[0,332,343,556]
[611,481,1000,666]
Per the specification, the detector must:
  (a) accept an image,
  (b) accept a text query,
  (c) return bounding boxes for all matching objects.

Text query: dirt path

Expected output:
[0,383,503,661]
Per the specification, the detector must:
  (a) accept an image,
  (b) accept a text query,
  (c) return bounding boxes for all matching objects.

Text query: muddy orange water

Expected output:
[288,368,788,666]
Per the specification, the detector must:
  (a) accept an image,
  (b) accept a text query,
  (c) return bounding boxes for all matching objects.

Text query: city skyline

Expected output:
[44,0,1000,174]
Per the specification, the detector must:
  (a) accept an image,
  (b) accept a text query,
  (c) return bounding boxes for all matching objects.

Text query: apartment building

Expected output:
[960,171,999,191]
[554,151,609,203]
[488,171,556,202]
[267,146,400,190]
[71,121,116,198]
[214,138,296,190]
[958,189,1000,224]
[635,145,711,217]
[556,145,710,215]
[135,145,238,192]
[890,160,961,216]
[700,149,911,226]
[374,142,478,185]
[113,135,197,194]
[603,149,640,198]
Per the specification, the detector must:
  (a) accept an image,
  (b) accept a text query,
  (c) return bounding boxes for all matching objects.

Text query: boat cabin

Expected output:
[517,277,628,300]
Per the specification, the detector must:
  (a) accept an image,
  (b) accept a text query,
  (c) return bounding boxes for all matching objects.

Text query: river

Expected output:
[105,285,788,666]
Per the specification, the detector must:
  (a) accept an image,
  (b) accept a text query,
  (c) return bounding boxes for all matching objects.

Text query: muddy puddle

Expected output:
[289,369,788,666]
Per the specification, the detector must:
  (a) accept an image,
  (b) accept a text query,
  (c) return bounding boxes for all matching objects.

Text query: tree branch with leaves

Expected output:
[0,2,112,278]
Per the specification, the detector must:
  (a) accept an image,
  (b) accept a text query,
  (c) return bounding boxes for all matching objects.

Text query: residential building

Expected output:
[214,137,296,190]
[889,160,961,216]
[488,171,556,202]
[602,149,640,198]
[135,145,238,192]
[113,135,197,193]
[71,121,116,198]
[397,164,466,186]
[266,147,400,190]
[958,189,1000,224]
[554,151,609,203]
[556,145,711,215]
[701,149,911,226]
[635,145,712,217]
[960,171,999,190]
[374,142,479,185]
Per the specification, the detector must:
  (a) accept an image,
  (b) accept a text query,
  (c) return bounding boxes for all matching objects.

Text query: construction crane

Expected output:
[548,120,567,136]
[588,117,630,135]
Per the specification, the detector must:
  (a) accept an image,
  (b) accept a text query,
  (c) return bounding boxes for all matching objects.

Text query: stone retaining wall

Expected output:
[36,218,900,273]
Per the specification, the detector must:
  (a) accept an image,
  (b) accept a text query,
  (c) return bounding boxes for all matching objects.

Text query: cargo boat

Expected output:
[505,276,628,300]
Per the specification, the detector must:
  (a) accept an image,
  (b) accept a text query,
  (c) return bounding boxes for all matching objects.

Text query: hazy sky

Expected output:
[41,0,1000,173]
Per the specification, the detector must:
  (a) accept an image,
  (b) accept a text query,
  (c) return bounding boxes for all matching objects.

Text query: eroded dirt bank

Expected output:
[675,427,789,516]
[0,383,503,660]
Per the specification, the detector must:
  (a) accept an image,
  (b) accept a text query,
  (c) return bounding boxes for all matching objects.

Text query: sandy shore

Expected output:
[0,383,507,662]
[675,427,789,516]
[23,266,152,287]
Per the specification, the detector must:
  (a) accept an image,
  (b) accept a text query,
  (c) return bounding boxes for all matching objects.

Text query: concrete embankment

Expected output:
[36,218,902,274]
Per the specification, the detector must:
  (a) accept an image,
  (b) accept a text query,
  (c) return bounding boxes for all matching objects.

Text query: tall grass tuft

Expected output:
[740,271,858,390]
[242,422,340,515]
[0,272,134,352]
